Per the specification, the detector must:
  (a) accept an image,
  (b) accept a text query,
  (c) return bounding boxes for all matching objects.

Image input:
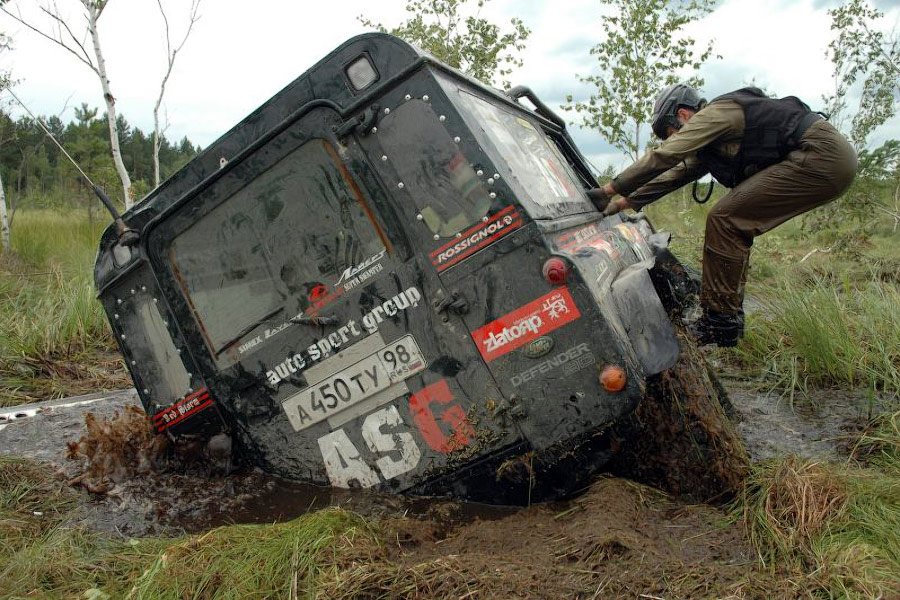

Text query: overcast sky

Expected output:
[1,0,898,171]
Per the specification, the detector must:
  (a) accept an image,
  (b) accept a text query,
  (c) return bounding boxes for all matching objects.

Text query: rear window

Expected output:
[450,85,593,219]
[169,139,385,362]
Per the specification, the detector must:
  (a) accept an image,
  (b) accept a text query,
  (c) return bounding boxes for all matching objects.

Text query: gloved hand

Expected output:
[602,197,633,217]
[586,187,611,212]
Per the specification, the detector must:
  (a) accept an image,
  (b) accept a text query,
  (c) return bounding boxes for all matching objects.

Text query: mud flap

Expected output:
[610,266,680,376]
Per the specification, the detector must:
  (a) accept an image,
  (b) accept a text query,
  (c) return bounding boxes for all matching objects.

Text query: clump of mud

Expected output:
[66,405,170,493]
[316,477,787,599]
[609,330,750,501]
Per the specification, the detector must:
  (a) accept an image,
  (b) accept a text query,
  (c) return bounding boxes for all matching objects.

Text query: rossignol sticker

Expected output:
[430,206,523,272]
[154,387,213,432]
[471,288,581,362]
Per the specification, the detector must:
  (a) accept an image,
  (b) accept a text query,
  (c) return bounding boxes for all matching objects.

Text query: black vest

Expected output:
[696,87,813,187]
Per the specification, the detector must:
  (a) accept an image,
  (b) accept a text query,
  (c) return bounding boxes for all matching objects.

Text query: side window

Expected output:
[378,100,491,237]
[452,87,593,220]
[117,291,191,405]
[169,139,385,363]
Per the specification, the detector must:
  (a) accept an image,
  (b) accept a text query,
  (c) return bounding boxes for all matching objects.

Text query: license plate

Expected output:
[282,335,426,431]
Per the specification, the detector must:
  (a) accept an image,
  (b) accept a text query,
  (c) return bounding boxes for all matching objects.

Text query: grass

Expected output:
[0,455,377,599]
[733,411,900,598]
[0,209,122,406]
[645,186,900,398]
[736,276,900,396]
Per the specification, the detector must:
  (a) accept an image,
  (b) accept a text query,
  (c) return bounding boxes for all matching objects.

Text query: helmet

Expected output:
[651,84,706,140]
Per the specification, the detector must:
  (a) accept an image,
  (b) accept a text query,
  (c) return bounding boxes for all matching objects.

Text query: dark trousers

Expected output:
[701,120,858,314]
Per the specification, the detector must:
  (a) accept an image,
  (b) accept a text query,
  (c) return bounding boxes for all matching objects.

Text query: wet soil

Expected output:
[0,372,890,597]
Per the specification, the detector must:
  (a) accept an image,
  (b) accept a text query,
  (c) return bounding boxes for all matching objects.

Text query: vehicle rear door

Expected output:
[149,105,522,495]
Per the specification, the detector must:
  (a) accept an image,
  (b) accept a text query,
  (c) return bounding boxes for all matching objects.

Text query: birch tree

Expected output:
[562,0,717,161]
[152,0,199,188]
[1,1,134,207]
[359,0,530,89]
[0,29,11,255]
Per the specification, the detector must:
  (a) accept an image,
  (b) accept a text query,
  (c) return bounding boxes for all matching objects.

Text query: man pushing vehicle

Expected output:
[588,84,857,347]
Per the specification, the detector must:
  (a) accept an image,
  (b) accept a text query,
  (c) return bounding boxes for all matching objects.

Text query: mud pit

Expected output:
[0,368,888,597]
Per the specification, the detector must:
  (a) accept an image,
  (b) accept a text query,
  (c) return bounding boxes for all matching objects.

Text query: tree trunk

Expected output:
[0,169,10,255]
[85,2,133,209]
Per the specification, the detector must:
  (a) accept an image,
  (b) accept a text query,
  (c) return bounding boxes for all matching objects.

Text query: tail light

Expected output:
[542,257,570,285]
[600,365,627,392]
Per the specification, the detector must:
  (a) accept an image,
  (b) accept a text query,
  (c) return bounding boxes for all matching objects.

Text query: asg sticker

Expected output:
[316,405,421,488]
[430,205,522,272]
[408,379,472,452]
[471,288,581,362]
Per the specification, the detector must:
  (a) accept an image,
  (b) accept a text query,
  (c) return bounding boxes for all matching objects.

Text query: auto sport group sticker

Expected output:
[471,287,581,362]
[430,205,523,272]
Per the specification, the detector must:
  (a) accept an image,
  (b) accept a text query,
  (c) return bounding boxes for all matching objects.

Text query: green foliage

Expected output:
[0,104,198,213]
[562,0,718,160]
[358,0,530,88]
[826,0,899,149]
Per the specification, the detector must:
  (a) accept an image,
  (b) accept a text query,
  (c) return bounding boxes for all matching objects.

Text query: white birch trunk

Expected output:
[0,170,10,255]
[85,2,133,209]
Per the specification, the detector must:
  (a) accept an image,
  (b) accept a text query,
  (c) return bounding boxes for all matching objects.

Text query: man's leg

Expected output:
[696,121,857,346]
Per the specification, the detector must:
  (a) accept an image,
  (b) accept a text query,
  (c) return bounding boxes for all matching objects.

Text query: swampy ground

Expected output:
[2,198,899,598]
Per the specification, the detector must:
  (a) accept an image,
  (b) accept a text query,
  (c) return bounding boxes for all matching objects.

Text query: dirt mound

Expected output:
[609,332,749,501]
[320,477,781,599]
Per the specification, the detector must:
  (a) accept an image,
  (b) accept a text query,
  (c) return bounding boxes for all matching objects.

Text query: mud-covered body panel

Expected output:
[94,33,683,501]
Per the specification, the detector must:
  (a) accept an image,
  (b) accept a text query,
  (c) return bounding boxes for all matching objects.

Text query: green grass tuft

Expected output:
[736,276,900,396]
[1,210,120,406]
[733,414,900,598]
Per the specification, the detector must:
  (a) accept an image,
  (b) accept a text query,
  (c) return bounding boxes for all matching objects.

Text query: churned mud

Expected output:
[0,367,889,597]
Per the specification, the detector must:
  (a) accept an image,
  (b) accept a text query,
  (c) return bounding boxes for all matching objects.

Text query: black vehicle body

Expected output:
[94,34,684,503]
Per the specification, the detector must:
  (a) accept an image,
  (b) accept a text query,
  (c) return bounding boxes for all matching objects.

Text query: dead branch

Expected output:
[0,3,98,75]
[152,0,200,187]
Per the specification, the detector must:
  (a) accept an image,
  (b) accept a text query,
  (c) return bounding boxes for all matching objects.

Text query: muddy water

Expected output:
[0,379,887,538]
[0,391,516,536]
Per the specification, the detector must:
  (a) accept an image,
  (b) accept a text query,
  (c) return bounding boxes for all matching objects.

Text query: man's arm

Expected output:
[627,157,708,210]
[611,101,742,198]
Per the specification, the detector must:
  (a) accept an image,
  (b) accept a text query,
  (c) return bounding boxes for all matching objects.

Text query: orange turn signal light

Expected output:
[600,365,627,392]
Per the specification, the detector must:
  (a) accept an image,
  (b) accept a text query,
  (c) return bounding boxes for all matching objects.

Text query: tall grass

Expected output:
[734,412,900,598]
[0,210,116,405]
[736,276,900,396]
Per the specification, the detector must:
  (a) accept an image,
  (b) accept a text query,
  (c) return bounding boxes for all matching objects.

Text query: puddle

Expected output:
[0,378,888,538]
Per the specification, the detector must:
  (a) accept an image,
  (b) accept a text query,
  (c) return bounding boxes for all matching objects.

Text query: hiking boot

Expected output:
[689,309,744,348]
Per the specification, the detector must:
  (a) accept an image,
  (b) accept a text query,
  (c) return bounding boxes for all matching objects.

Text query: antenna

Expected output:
[3,87,140,246]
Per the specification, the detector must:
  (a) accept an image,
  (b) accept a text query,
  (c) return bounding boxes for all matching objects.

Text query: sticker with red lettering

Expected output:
[409,379,473,452]
[471,287,581,362]
[555,223,620,258]
[430,206,523,272]
[154,387,213,432]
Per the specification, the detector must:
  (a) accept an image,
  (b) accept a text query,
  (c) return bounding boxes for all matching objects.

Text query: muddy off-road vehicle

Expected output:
[94,34,727,504]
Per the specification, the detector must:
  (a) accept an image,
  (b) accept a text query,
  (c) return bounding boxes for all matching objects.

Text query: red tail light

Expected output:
[542,257,569,285]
